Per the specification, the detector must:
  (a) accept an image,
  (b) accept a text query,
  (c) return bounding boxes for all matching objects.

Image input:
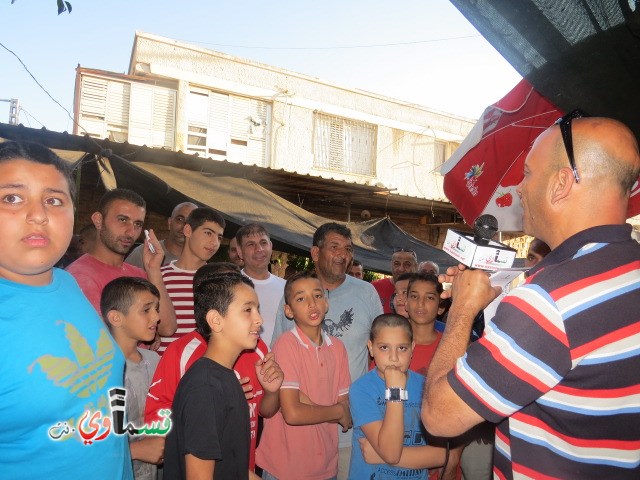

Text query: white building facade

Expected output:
[75,31,475,204]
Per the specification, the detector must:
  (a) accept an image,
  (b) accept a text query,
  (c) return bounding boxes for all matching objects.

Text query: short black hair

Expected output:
[396,272,418,283]
[100,276,160,321]
[187,207,226,231]
[370,314,413,343]
[235,223,270,246]
[193,262,241,291]
[284,270,320,305]
[194,272,254,341]
[313,222,351,247]
[407,272,443,295]
[0,140,76,200]
[98,188,145,217]
[351,259,362,267]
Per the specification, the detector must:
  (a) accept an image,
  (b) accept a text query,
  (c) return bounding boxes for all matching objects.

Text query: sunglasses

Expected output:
[554,109,589,183]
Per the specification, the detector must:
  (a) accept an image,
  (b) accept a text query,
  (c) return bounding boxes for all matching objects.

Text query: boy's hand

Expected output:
[358,437,384,464]
[255,352,284,394]
[337,401,353,433]
[383,365,407,389]
[441,445,464,480]
[148,332,162,351]
[141,228,164,272]
[130,436,165,464]
[238,376,255,400]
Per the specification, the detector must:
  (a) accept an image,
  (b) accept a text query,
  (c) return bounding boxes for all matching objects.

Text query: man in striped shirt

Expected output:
[422,116,640,478]
[159,207,225,354]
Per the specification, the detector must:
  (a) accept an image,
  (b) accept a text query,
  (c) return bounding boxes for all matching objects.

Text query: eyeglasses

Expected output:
[554,109,589,184]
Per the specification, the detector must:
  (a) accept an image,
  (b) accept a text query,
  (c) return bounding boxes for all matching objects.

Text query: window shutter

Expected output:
[433,141,446,168]
[152,87,176,149]
[127,84,176,148]
[208,91,229,154]
[79,76,108,138]
[314,113,375,176]
[128,83,154,146]
[105,81,130,142]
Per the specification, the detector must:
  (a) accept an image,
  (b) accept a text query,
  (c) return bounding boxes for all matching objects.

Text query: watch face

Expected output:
[387,388,401,401]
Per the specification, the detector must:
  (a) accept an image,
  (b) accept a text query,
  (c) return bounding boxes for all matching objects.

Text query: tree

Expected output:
[10,0,72,14]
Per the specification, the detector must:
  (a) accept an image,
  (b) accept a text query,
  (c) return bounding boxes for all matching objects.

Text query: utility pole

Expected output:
[0,98,20,124]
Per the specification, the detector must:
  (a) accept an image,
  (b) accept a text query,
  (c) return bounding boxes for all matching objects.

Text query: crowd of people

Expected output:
[0,113,638,480]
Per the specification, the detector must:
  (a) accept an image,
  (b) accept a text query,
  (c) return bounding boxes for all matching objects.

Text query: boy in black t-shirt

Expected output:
[164,273,266,480]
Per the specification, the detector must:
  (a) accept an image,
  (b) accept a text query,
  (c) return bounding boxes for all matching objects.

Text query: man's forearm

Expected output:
[422,303,479,436]
[427,303,477,388]
[146,269,177,337]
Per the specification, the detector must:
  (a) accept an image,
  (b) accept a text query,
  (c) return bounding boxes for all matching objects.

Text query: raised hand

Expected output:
[384,365,407,390]
[238,376,255,400]
[255,352,284,394]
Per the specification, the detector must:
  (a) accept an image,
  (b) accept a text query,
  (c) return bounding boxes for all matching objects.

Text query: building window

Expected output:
[313,113,376,176]
[433,140,447,169]
[78,75,176,149]
[186,88,270,167]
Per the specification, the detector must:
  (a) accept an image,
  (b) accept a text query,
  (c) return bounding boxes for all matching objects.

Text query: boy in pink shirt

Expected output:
[256,271,352,480]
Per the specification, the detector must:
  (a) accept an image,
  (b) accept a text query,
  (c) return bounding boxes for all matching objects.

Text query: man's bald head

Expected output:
[167,202,198,250]
[518,117,639,248]
[563,117,640,194]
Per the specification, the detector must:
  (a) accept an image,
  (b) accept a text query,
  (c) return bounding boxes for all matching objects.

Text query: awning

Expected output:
[0,123,458,273]
[450,0,640,141]
[105,155,458,273]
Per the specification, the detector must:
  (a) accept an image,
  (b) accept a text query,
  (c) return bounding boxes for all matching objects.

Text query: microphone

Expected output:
[443,214,515,271]
[473,214,498,245]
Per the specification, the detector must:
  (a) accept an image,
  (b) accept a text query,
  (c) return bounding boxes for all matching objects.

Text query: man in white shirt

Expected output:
[236,223,285,346]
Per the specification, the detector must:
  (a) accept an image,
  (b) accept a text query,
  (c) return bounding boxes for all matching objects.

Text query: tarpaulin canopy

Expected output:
[450,0,640,141]
[0,124,457,273]
[104,156,457,273]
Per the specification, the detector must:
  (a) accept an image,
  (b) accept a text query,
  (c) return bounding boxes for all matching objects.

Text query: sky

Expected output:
[0,0,521,133]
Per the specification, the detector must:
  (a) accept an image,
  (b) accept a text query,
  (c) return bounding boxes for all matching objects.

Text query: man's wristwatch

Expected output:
[385,387,408,402]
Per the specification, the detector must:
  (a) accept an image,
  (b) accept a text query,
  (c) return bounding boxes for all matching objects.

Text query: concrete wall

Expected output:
[130,32,475,202]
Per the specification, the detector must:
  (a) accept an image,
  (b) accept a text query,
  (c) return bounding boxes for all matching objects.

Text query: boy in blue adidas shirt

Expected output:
[0,141,132,479]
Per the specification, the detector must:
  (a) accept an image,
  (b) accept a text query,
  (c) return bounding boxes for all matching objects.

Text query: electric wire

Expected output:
[183,34,481,50]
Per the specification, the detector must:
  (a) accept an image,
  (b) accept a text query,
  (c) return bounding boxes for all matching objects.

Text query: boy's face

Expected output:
[119,290,160,343]
[218,283,263,351]
[0,159,74,286]
[185,220,224,262]
[95,199,145,255]
[368,326,414,375]
[392,278,410,318]
[406,280,440,325]
[284,277,328,328]
[239,232,272,273]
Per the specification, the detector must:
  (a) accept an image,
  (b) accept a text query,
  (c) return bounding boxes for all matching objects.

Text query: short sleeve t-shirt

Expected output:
[0,269,132,479]
[349,369,428,480]
[66,253,147,313]
[163,357,250,480]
